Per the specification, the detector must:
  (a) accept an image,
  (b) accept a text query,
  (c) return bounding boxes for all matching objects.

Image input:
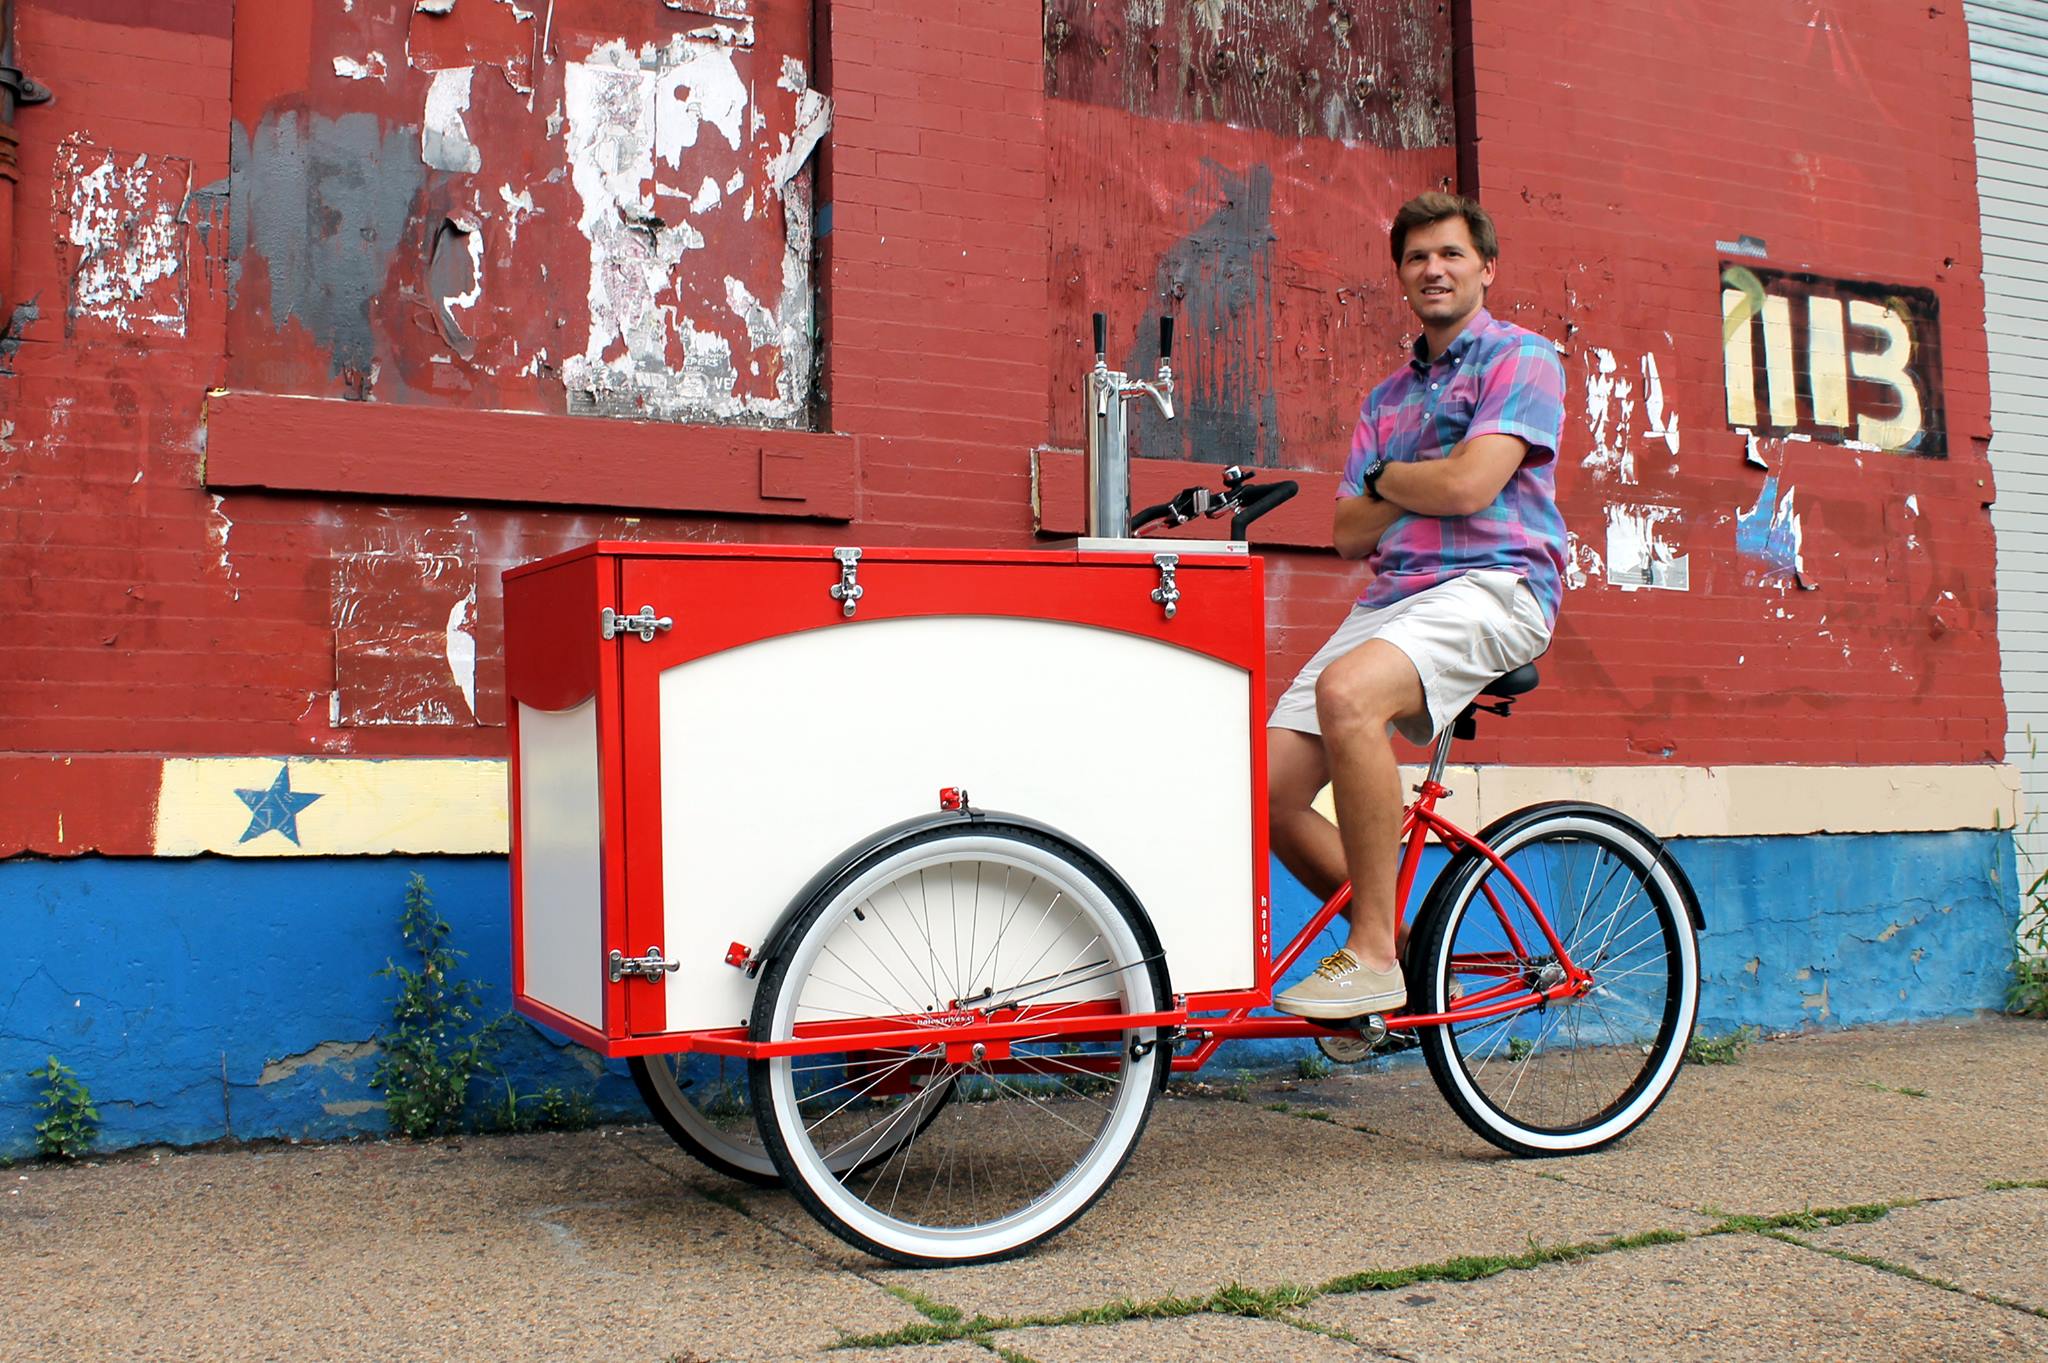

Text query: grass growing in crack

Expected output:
[1986,1177,2048,1192]
[1296,1053,1333,1081]
[1707,1202,1897,1234]
[1859,1080,1929,1099]
[884,1284,965,1326]
[1771,1236,2048,1321]
[835,1218,1987,1352]
[1317,1228,1689,1296]
[1683,1024,1759,1065]
[984,1345,1042,1363]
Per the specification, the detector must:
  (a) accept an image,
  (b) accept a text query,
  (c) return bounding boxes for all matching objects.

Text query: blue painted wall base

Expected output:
[0,829,2019,1159]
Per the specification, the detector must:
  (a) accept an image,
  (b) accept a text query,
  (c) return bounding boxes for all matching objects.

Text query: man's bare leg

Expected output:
[1267,727,1345,901]
[1268,722,1414,958]
[1313,640,1428,975]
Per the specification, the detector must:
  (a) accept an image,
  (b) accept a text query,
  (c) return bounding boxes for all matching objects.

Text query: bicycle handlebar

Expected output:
[1230,479,1297,541]
[1124,470,1300,541]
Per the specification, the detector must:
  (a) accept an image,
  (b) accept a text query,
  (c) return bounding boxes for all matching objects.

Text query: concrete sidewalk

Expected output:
[6,1018,2045,1363]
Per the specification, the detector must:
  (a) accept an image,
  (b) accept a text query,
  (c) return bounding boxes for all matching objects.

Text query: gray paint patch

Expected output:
[1137,161,1277,467]
[231,110,425,380]
[0,296,40,373]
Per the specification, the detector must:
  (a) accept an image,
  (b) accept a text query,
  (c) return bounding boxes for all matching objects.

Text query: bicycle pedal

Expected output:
[1314,1031,1375,1065]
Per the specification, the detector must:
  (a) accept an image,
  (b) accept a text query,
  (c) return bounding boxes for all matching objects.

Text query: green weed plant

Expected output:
[30,1055,99,1160]
[2011,868,2048,1018]
[371,874,504,1138]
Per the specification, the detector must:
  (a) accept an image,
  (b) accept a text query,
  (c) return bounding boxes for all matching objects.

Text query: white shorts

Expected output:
[1269,569,1552,746]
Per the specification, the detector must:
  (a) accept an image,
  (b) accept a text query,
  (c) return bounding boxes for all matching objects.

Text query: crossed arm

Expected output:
[1331,432,1531,560]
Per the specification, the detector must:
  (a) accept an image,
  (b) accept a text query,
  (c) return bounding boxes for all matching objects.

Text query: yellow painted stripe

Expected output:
[153,758,509,857]
[1316,764,2020,840]
[150,759,2017,857]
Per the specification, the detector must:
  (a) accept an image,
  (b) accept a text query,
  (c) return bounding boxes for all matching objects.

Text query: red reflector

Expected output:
[939,787,969,811]
[725,942,753,969]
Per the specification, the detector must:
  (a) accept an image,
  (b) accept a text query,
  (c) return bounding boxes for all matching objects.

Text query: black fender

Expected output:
[1419,800,1704,933]
[752,807,1175,1007]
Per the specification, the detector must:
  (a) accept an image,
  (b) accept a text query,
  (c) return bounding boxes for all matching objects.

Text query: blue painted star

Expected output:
[235,765,324,846]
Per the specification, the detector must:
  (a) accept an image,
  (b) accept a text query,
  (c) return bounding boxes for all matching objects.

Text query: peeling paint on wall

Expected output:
[1605,503,1689,592]
[332,53,389,81]
[1581,346,1681,486]
[1563,528,1605,591]
[56,136,192,338]
[331,526,480,727]
[558,34,821,424]
[425,216,485,357]
[1735,474,1809,590]
[423,66,485,173]
[1046,0,1454,150]
[1582,347,1635,483]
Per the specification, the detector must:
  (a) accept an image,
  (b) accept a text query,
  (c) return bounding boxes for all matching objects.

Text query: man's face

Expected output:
[1397,217,1495,329]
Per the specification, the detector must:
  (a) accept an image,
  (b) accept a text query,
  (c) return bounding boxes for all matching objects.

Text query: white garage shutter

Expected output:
[1969,0,2048,911]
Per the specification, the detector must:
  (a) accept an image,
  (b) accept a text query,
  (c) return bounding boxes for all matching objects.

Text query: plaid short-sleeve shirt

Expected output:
[1339,309,1569,627]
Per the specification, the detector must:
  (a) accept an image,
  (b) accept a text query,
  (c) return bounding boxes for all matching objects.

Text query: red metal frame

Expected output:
[506,541,1586,1068]
[600,772,1587,1064]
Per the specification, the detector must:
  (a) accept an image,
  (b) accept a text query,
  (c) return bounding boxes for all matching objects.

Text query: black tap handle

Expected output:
[1092,312,1106,359]
[1159,314,1174,362]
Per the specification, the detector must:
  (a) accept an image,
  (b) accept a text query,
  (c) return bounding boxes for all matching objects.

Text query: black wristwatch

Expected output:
[1362,458,1389,502]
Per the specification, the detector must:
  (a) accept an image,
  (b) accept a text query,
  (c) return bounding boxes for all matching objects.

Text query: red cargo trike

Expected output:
[502,462,1701,1267]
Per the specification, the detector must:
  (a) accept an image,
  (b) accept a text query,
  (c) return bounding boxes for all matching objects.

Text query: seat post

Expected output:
[1423,721,1456,789]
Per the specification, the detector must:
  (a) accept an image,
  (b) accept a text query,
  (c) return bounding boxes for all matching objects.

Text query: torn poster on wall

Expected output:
[1735,473,1809,590]
[1581,347,1681,486]
[56,135,192,339]
[226,0,823,428]
[1719,263,1945,457]
[1604,503,1689,592]
[331,524,479,727]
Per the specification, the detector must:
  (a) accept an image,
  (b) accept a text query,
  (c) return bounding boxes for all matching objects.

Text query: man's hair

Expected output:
[1389,192,1499,265]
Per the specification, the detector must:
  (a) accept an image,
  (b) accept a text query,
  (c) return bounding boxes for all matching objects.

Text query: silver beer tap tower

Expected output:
[1086,312,1176,540]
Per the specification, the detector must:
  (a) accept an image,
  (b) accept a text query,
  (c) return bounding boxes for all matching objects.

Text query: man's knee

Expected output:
[1314,643,1415,735]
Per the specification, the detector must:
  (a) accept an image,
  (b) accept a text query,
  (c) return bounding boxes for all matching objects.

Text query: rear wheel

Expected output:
[750,822,1167,1266]
[630,1054,777,1186]
[1412,807,1698,1156]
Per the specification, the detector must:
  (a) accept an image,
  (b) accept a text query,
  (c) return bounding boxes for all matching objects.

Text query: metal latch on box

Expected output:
[608,947,681,983]
[829,547,864,617]
[601,605,672,642]
[1151,553,1181,620]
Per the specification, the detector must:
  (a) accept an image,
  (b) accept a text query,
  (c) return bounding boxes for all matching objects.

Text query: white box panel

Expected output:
[517,699,604,1029]
[656,615,1255,1031]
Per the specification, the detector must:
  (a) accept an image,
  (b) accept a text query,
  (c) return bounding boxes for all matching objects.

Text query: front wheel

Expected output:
[749,822,1168,1266]
[1411,806,1699,1157]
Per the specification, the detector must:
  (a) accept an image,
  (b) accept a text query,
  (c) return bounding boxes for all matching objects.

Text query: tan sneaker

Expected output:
[1275,949,1406,1020]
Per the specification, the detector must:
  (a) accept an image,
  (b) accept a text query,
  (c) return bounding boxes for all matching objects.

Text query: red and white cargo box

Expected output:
[503,541,1271,1055]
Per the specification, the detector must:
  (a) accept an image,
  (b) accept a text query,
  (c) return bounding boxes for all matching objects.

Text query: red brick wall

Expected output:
[1454,0,2000,768]
[0,0,2003,853]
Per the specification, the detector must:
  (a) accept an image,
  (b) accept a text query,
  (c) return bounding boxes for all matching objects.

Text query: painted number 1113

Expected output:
[1719,263,1945,458]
